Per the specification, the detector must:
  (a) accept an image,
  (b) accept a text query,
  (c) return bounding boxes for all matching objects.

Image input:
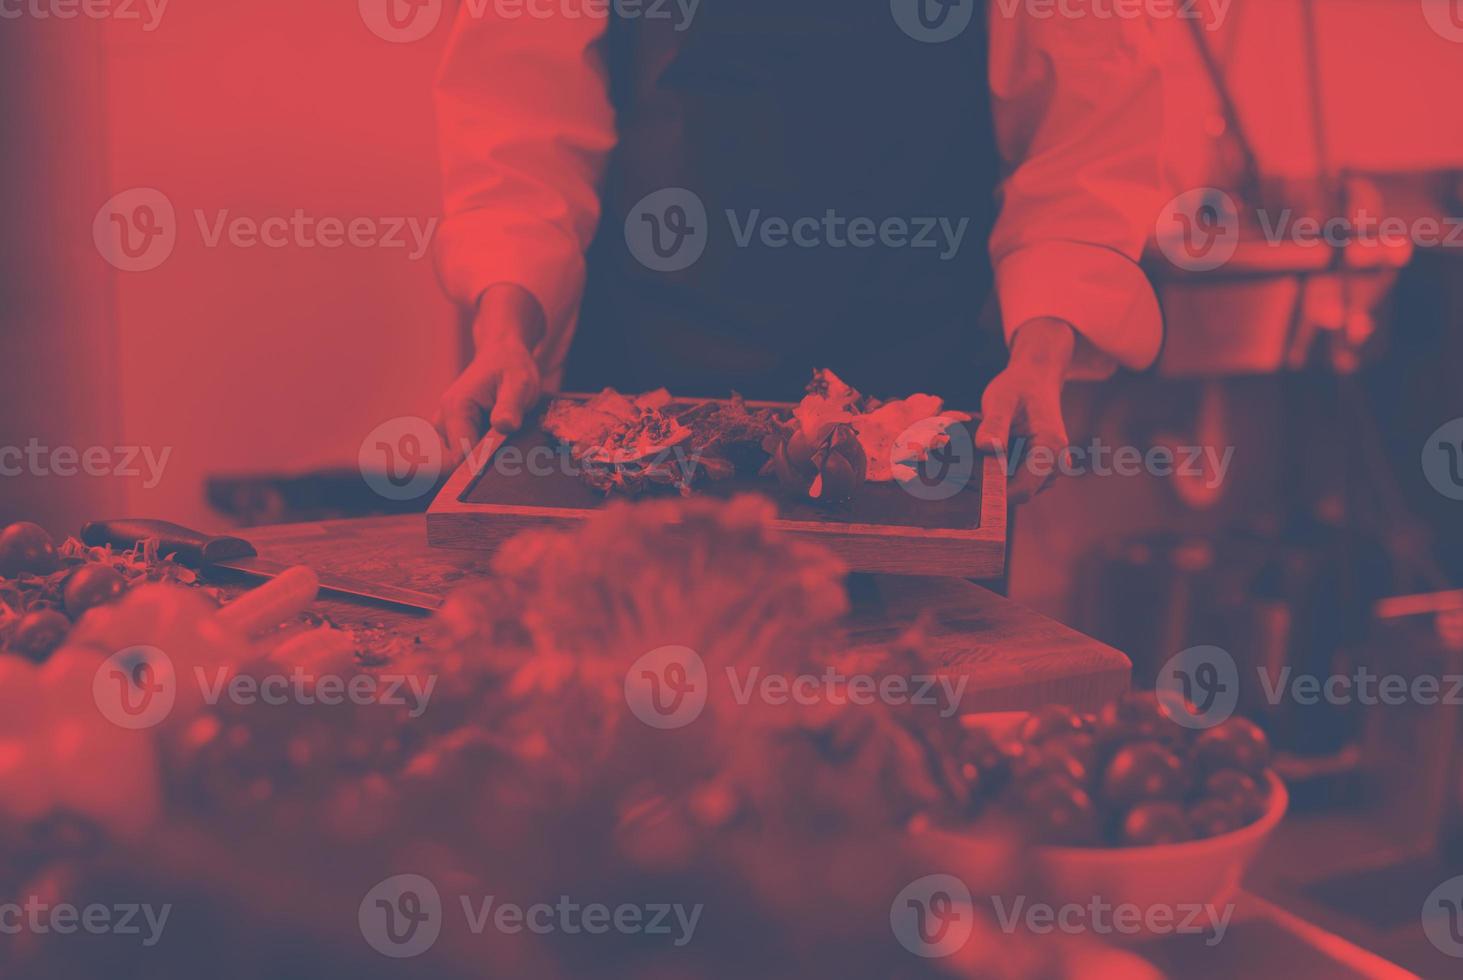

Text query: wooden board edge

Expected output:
[427,400,1008,578]
[427,429,508,518]
[432,445,1007,542]
[427,509,1007,577]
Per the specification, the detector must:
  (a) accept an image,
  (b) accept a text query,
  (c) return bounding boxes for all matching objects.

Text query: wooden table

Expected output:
[240,515,1131,712]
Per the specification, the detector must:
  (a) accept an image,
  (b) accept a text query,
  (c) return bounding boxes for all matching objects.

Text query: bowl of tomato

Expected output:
[955,695,1287,918]
[1034,768,1286,915]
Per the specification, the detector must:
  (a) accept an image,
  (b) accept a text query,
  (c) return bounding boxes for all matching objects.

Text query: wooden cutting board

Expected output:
[426,394,1006,578]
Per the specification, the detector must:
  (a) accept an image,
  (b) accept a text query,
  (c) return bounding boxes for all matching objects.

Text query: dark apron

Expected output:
[564,0,1004,404]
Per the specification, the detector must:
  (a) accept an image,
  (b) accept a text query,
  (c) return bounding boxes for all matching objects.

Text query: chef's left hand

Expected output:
[975,317,1075,504]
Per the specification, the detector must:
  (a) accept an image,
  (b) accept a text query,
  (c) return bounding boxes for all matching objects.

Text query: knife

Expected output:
[80,519,443,614]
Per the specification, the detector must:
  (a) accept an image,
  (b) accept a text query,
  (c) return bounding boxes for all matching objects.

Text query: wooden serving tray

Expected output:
[426,395,1006,578]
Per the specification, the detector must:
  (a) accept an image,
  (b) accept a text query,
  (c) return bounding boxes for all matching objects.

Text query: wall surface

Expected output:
[100,1,460,529]
[1,15,126,533]
[1157,0,1463,188]
[4,0,1459,540]
[4,1,461,534]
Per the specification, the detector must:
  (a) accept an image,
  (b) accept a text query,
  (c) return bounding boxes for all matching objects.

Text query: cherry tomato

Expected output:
[1101,741,1186,809]
[0,522,59,578]
[1019,704,1085,744]
[1042,732,1099,782]
[1011,775,1101,846]
[1191,718,1270,776]
[1187,798,1246,838]
[1094,691,1186,751]
[1094,699,1182,760]
[1121,801,1191,846]
[957,728,1017,796]
[953,760,985,813]
[1203,769,1267,821]
[958,727,1004,767]
[324,774,401,843]
[1011,744,1089,787]
[9,610,71,662]
[62,564,128,619]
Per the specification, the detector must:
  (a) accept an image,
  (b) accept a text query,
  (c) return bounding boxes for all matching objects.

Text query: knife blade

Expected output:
[80,519,443,613]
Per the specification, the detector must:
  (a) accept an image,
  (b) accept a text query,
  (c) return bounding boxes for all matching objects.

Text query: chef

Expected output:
[433,2,1164,500]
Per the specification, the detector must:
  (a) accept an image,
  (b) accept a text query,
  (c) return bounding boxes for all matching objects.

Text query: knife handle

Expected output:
[80,519,257,566]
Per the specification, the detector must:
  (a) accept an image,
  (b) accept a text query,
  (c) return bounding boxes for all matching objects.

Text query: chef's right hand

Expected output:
[435,283,546,471]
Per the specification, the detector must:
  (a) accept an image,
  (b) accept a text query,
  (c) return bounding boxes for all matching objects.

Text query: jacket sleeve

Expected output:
[434,5,618,375]
[987,8,1166,376]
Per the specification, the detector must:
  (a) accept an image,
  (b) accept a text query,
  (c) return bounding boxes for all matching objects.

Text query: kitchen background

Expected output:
[3,0,1463,971]
[2,1,1458,605]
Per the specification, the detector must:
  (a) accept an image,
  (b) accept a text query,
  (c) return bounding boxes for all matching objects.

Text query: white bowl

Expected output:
[1035,770,1288,915]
